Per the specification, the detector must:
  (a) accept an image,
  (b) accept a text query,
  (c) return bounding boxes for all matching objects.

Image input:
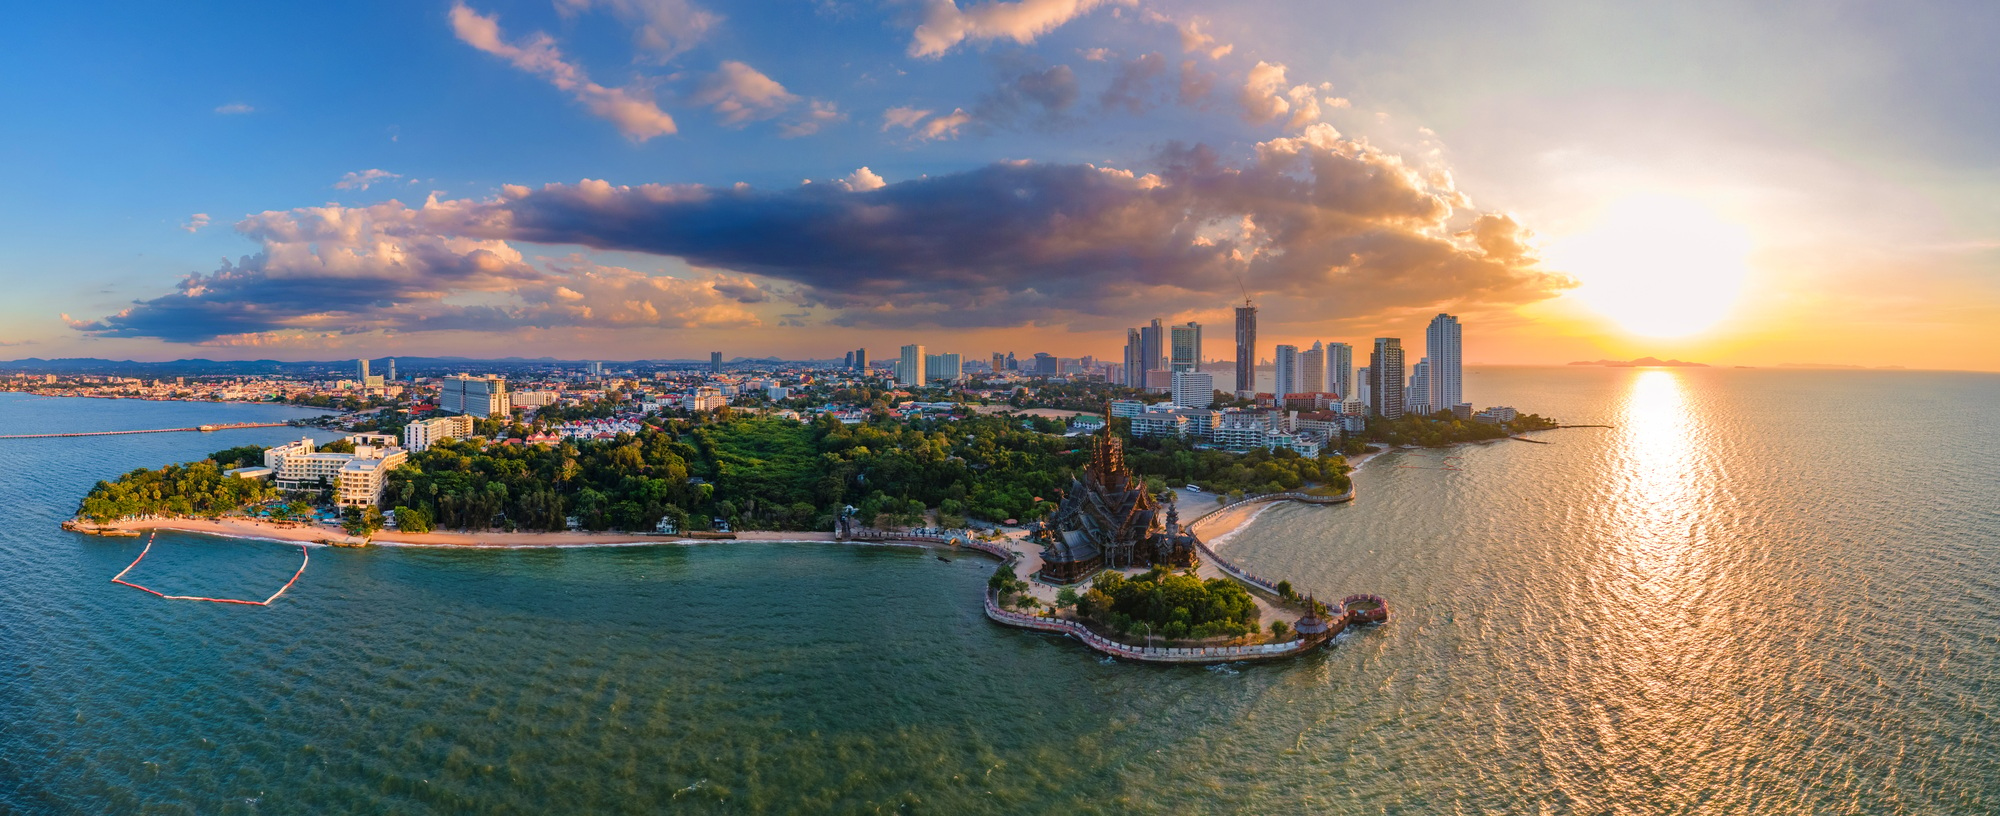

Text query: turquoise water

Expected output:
[3,370,1998,814]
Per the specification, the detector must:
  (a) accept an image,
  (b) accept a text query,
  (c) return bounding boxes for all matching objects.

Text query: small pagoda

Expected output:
[1034,412,1199,583]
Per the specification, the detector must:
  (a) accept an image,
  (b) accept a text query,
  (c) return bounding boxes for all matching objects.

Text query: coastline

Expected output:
[78,516,891,550]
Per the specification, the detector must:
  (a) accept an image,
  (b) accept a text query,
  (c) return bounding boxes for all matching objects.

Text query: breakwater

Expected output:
[0,421,292,440]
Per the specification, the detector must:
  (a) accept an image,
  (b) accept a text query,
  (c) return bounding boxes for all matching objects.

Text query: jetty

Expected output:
[0,422,292,440]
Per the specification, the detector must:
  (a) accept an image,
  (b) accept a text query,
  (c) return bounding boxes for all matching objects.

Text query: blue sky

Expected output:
[4,0,1996,368]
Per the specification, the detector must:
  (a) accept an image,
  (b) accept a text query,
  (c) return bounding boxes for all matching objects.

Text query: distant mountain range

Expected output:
[1567,357,1709,368]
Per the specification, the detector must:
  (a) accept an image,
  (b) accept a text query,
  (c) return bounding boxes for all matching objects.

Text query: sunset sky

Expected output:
[3,1,1996,369]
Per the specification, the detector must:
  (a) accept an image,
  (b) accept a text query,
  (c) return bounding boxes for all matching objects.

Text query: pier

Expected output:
[0,422,293,440]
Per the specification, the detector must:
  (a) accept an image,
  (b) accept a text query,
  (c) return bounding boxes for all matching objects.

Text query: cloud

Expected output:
[68,201,764,343]
[334,169,402,191]
[974,60,1078,126]
[554,0,719,60]
[449,3,677,141]
[909,0,1132,58]
[0,338,36,347]
[419,130,1567,330]
[1100,53,1167,114]
[1175,18,1232,59]
[882,106,932,130]
[1178,60,1215,105]
[885,106,972,140]
[1241,61,1291,124]
[839,167,887,191]
[780,99,845,137]
[693,61,800,125]
[214,103,254,115]
[182,214,211,233]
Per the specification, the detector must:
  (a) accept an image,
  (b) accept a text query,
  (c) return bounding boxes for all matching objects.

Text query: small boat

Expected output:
[936,556,952,562]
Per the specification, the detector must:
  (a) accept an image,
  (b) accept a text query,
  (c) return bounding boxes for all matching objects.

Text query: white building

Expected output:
[924,352,962,384]
[1171,370,1214,409]
[1301,342,1326,394]
[264,436,407,506]
[403,415,475,452]
[1109,399,1147,419]
[684,386,727,411]
[1425,313,1463,415]
[897,344,926,387]
[441,375,510,417]
[512,390,559,409]
[1273,344,1299,398]
[335,449,407,508]
[1170,322,1202,372]
[1406,358,1432,416]
[1327,342,1354,401]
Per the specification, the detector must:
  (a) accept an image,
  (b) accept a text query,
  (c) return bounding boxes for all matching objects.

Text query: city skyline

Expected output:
[5,2,1997,371]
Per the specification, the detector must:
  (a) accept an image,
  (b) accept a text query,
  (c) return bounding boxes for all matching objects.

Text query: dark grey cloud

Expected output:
[1100,53,1168,114]
[973,58,1078,127]
[77,128,1570,342]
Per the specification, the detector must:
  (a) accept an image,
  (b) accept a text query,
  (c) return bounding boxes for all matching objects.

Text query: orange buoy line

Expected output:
[109,533,310,606]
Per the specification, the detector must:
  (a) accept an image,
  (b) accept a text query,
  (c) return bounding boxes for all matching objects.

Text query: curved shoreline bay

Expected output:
[8,368,2000,814]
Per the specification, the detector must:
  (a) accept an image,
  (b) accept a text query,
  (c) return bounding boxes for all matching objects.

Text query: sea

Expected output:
[2,367,1997,814]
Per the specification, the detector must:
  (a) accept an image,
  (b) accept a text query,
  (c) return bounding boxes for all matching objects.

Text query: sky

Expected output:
[2,0,1996,369]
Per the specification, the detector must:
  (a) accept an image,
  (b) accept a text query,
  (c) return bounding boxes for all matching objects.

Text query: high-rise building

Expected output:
[854,347,869,372]
[403,415,475,452]
[897,345,926,386]
[1170,322,1202,373]
[710,351,723,373]
[844,351,854,369]
[1122,329,1144,387]
[441,374,511,417]
[925,353,962,384]
[1356,366,1371,407]
[356,358,370,382]
[1139,318,1166,376]
[1327,342,1354,400]
[1171,370,1214,409]
[386,358,397,382]
[1302,342,1326,394]
[1406,358,1431,416]
[1273,344,1299,398]
[991,352,1006,374]
[1234,301,1257,395]
[1033,353,1058,375]
[1368,338,1406,418]
[1425,313,1463,413]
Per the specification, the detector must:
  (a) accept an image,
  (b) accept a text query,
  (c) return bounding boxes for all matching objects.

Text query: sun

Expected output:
[1544,194,1754,338]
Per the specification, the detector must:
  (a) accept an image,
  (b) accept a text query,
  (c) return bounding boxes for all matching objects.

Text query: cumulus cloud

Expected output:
[450,3,677,141]
[68,201,764,343]
[1178,59,1216,105]
[214,103,254,115]
[554,0,720,59]
[693,61,800,125]
[1175,18,1232,59]
[839,167,887,191]
[1239,61,1322,130]
[781,100,845,137]
[182,214,211,233]
[334,169,402,191]
[909,0,1132,58]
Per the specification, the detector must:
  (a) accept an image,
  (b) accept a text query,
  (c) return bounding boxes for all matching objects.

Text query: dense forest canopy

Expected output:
[77,457,276,522]
[1074,567,1262,642]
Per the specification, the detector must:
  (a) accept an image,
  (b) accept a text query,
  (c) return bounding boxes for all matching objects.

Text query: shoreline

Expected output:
[76,516,917,551]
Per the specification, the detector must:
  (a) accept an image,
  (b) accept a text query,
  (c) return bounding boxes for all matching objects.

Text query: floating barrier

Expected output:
[110,533,309,606]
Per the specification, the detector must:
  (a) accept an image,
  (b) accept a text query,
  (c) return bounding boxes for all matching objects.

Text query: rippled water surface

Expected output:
[3,370,1998,814]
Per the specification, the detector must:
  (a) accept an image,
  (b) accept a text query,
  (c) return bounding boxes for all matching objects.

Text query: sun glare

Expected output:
[1545,194,1754,338]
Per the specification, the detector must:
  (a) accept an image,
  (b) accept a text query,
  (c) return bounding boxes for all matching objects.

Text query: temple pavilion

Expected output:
[1033,416,1200,583]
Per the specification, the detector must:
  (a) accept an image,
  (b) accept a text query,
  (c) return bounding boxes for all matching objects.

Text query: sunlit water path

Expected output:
[3,370,1997,814]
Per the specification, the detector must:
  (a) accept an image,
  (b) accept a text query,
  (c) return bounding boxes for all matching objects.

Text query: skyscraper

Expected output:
[1425,313,1463,413]
[898,344,925,386]
[1368,338,1406,418]
[854,347,869,371]
[1139,318,1166,375]
[1302,341,1326,394]
[1234,301,1257,395]
[1406,358,1431,416]
[991,351,1006,374]
[356,358,369,382]
[844,351,854,369]
[1170,322,1202,373]
[710,351,723,374]
[441,374,510,417]
[1327,342,1354,400]
[1122,328,1144,387]
[926,353,962,383]
[1033,353,1058,375]
[386,358,396,382]
[1274,344,1299,398]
